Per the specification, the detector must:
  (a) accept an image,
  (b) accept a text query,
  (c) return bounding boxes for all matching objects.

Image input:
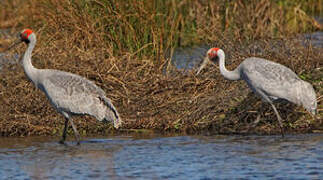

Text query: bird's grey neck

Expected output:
[23,38,40,85]
[218,53,241,81]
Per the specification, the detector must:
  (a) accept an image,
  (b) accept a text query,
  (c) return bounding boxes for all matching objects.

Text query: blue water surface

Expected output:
[0,134,322,179]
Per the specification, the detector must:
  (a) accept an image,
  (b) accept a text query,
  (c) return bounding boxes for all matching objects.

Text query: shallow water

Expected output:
[0,134,322,179]
[171,45,210,70]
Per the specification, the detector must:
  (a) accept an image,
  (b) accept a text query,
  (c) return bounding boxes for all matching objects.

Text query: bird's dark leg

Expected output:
[269,103,285,137]
[245,105,263,134]
[253,105,264,127]
[69,118,81,145]
[255,90,284,137]
[59,118,69,144]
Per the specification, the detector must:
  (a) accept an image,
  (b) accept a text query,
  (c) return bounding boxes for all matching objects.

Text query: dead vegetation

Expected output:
[0,0,322,137]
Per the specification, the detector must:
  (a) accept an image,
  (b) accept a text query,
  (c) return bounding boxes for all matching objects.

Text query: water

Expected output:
[303,31,323,48]
[0,134,322,179]
[170,45,210,70]
[0,52,19,70]
[0,28,20,71]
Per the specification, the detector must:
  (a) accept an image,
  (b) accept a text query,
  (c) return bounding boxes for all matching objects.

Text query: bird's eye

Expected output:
[208,51,216,58]
[21,32,28,39]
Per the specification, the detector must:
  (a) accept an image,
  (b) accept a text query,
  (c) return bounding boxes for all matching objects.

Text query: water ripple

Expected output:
[0,134,322,179]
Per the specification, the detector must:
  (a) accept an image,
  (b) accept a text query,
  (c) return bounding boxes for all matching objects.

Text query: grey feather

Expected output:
[239,57,317,114]
[39,69,121,128]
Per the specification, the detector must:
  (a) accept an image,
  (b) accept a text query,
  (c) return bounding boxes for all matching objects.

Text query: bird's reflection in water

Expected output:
[20,139,122,179]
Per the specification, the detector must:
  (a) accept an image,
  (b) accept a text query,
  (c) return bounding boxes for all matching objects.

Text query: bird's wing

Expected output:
[241,58,302,101]
[40,70,107,116]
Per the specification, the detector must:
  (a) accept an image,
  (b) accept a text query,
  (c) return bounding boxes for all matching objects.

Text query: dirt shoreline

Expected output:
[0,0,322,137]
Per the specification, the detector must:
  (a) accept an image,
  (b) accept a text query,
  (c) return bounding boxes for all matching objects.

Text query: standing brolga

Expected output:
[197,48,317,137]
[11,29,122,145]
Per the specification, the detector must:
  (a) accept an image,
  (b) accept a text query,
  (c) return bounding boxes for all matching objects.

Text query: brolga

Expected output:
[197,48,317,137]
[10,29,122,145]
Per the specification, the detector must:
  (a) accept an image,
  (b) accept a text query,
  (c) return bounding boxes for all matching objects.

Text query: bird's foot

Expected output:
[277,116,285,138]
[74,135,81,145]
[59,139,65,145]
[243,115,262,134]
[280,126,285,138]
[251,114,261,128]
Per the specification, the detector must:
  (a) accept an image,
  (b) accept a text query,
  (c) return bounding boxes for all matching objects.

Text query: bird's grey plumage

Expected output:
[15,29,121,144]
[197,48,317,136]
[239,57,317,114]
[39,70,121,126]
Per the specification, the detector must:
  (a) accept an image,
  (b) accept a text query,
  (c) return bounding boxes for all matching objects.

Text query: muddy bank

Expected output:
[0,0,322,137]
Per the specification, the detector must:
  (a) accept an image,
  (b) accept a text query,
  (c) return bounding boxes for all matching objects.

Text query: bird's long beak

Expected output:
[196,56,209,75]
[6,39,22,52]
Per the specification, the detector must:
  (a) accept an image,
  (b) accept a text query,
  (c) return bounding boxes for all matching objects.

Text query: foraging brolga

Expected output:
[12,29,121,144]
[197,48,317,137]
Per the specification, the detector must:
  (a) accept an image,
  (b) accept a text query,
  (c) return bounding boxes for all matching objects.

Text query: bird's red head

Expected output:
[20,29,33,42]
[207,47,220,60]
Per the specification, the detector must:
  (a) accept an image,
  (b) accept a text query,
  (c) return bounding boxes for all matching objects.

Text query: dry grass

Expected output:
[0,0,322,137]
